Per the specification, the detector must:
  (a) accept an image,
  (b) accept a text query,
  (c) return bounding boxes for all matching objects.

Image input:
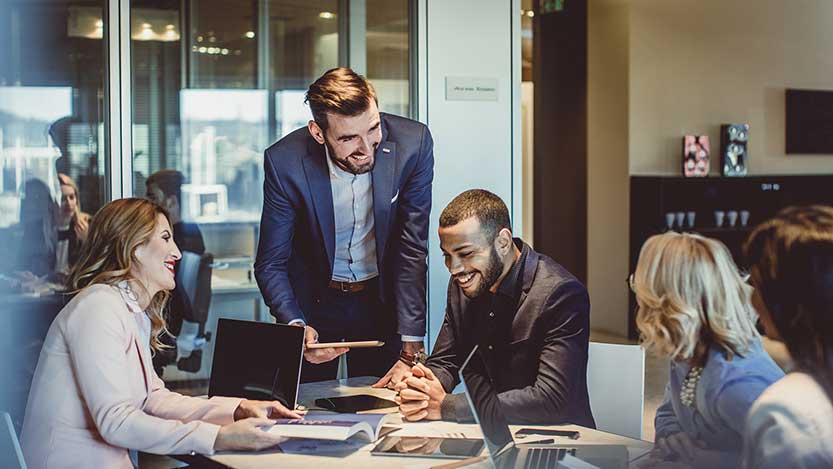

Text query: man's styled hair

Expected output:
[146,169,185,204]
[439,189,511,241]
[305,67,378,131]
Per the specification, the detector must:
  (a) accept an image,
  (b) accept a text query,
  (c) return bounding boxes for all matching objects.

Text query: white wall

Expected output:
[417,0,521,348]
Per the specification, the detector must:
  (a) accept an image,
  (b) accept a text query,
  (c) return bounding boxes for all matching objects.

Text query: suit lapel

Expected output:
[303,138,335,271]
[372,119,396,262]
[511,242,539,343]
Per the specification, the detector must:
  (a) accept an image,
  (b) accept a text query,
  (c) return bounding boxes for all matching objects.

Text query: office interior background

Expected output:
[3,0,833,446]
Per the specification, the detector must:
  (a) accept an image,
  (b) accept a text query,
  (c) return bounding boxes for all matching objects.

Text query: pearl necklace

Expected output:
[680,366,703,408]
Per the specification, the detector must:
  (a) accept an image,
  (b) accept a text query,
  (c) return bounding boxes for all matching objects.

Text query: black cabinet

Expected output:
[627,175,833,339]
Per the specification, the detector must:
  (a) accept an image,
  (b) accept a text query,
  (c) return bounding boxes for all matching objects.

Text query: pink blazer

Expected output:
[20,284,242,469]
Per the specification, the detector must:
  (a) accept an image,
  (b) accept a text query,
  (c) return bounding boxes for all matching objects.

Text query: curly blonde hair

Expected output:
[68,198,172,352]
[634,231,759,362]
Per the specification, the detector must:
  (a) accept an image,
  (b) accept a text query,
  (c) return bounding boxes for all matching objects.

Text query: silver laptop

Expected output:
[459,346,628,469]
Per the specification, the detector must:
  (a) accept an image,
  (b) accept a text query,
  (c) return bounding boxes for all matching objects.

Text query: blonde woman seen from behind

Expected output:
[20,198,299,469]
[633,232,783,468]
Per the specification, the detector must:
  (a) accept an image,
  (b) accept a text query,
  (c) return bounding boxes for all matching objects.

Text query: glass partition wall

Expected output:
[0,0,110,429]
[0,0,413,418]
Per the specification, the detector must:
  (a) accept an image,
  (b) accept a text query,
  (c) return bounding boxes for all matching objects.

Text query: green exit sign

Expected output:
[540,0,565,14]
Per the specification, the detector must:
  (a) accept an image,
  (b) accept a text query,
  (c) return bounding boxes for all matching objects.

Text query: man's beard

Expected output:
[462,247,504,299]
[325,140,376,174]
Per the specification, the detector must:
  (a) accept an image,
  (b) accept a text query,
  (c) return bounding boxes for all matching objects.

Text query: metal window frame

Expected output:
[105,0,133,201]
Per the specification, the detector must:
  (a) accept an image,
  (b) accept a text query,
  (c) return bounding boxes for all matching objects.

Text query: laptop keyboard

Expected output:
[524,447,574,469]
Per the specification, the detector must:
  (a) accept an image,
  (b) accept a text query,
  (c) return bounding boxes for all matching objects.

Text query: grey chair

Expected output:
[0,412,26,469]
[174,251,213,372]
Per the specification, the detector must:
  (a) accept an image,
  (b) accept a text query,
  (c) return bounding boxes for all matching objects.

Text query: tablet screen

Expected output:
[371,436,485,459]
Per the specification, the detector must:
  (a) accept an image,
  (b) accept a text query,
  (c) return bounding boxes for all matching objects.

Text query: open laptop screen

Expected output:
[459,345,514,457]
[209,318,304,408]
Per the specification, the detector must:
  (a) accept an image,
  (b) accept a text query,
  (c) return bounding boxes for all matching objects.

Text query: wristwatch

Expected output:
[399,349,428,367]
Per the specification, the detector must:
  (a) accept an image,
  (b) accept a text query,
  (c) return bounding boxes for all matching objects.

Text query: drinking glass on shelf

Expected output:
[714,210,725,228]
[727,210,738,228]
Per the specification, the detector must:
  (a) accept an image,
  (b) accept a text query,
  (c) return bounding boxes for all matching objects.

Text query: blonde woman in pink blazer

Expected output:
[20,198,299,469]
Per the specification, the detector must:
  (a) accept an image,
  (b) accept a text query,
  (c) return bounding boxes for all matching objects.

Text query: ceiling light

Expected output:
[319,11,336,20]
[245,31,255,39]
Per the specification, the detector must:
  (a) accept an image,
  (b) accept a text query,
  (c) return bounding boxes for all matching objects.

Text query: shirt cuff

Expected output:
[288,319,306,327]
[401,335,425,343]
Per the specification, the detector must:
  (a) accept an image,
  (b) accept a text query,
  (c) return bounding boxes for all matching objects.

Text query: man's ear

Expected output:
[494,228,513,256]
[307,120,326,145]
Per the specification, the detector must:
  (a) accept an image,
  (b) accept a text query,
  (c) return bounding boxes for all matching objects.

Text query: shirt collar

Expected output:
[496,239,527,301]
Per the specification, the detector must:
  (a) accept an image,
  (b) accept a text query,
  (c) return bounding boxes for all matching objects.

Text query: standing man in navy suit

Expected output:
[255,68,434,385]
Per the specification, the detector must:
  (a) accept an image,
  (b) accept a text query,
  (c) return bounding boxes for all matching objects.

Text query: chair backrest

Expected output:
[0,412,26,469]
[175,251,213,323]
[587,342,645,440]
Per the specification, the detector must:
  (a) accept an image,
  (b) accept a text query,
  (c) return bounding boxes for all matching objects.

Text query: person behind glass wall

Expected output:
[54,173,91,280]
[20,198,299,469]
[395,189,595,426]
[146,170,205,374]
[254,67,434,385]
[632,232,783,468]
[15,178,57,278]
[742,205,833,468]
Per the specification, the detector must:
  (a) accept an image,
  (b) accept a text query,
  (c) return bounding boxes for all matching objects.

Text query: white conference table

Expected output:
[205,377,653,468]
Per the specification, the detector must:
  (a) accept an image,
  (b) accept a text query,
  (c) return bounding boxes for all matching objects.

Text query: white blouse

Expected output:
[743,371,833,468]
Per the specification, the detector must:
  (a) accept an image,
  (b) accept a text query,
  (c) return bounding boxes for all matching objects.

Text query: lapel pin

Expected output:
[382,147,391,154]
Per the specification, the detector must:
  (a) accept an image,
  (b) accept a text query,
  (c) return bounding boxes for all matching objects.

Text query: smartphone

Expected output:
[314,394,398,413]
[514,428,580,439]
[371,436,485,459]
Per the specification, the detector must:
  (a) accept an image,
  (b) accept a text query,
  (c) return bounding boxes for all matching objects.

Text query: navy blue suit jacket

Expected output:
[254,113,433,337]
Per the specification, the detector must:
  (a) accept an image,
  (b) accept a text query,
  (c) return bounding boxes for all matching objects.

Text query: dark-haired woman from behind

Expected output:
[743,205,833,468]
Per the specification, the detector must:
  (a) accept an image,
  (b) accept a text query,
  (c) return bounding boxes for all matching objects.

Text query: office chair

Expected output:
[175,251,214,373]
[0,412,26,469]
[587,342,645,439]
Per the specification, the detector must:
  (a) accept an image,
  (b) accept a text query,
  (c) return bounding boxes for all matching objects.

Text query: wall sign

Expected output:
[445,77,499,101]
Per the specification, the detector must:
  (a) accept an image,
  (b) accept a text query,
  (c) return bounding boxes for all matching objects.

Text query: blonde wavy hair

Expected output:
[634,231,759,362]
[68,198,172,352]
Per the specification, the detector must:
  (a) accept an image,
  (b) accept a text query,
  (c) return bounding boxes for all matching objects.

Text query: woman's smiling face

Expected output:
[132,214,181,295]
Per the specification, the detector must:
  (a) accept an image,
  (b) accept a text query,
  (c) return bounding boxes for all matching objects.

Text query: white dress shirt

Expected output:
[325,147,379,282]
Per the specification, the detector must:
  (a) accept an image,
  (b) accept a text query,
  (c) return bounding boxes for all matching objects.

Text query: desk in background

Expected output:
[205,377,653,469]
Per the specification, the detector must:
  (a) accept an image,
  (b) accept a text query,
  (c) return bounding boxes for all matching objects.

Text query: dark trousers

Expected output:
[300,280,401,383]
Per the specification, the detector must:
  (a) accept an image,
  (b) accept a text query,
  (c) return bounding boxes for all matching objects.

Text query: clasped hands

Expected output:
[393,363,446,421]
